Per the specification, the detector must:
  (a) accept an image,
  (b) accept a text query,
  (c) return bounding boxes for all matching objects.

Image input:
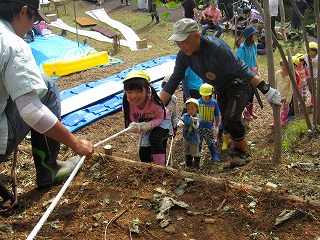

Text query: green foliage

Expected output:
[154,0,181,8]
[161,12,172,20]
[282,119,308,151]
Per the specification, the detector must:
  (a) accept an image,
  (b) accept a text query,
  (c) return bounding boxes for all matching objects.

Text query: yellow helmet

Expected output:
[292,56,299,66]
[199,83,213,96]
[123,70,150,83]
[295,53,305,60]
[309,42,318,50]
[185,98,199,107]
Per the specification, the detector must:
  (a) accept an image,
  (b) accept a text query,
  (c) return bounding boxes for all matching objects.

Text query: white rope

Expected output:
[26,127,132,240]
[166,136,174,166]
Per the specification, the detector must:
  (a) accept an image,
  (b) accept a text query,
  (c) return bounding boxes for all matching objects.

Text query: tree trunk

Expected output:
[290,0,313,130]
[253,0,282,164]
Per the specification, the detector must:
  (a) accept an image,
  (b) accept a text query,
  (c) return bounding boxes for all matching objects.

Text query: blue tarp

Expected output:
[29,34,123,74]
[60,55,176,132]
[29,34,176,132]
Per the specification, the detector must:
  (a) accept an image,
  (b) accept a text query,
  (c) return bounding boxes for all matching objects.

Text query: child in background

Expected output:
[295,53,310,105]
[178,98,201,170]
[197,83,221,162]
[287,56,301,120]
[123,70,172,166]
[237,26,259,121]
[271,58,293,126]
[181,67,203,115]
[305,42,318,107]
[161,75,179,152]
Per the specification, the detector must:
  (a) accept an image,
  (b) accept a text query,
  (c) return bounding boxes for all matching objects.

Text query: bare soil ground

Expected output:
[0,1,319,239]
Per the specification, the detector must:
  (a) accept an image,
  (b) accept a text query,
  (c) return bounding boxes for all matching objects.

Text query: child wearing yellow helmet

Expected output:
[178,98,201,170]
[294,53,310,105]
[123,70,172,166]
[271,58,293,127]
[305,42,318,107]
[197,83,221,162]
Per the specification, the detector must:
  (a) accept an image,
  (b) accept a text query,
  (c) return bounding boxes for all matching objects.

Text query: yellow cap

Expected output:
[292,56,299,66]
[123,70,150,83]
[309,42,318,50]
[185,98,199,107]
[199,83,213,96]
[295,53,305,60]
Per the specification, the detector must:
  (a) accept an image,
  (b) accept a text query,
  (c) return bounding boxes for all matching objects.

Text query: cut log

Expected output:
[103,155,320,208]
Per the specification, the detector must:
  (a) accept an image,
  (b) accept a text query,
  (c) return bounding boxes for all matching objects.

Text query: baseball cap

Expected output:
[168,18,199,41]
[0,0,50,23]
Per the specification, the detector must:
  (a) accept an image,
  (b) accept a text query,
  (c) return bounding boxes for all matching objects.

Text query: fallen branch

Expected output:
[104,208,128,240]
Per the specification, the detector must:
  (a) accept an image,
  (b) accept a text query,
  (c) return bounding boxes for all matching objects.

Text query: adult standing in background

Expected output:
[200,1,224,38]
[182,0,198,22]
[291,0,309,32]
[269,0,279,38]
[120,0,129,6]
[145,0,160,24]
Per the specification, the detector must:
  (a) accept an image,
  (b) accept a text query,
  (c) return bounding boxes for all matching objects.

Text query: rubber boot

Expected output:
[280,109,289,126]
[222,133,229,150]
[151,15,154,22]
[209,145,220,162]
[185,154,193,168]
[194,157,200,170]
[152,154,166,166]
[248,103,258,119]
[31,130,80,188]
[155,15,160,24]
[243,106,253,121]
[223,138,249,169]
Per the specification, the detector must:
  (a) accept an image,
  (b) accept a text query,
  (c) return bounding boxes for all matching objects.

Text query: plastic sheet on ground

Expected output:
[29,34,123,75]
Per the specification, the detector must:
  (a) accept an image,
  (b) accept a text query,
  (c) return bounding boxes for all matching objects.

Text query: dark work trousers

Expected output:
[217,79,252,141]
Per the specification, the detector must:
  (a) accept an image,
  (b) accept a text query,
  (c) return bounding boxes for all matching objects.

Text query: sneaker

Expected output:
[121,3,124,6]
[127,3,130,5]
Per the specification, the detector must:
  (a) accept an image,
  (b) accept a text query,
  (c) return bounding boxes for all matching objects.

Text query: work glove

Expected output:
[214,127,219,136]
[140,122,152,133]
[190,116,198,124]
[128,122,140,132]
[177,120,184,127]
[264,87,281,106]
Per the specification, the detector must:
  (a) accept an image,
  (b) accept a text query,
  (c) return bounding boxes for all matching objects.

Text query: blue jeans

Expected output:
[201,23,224,38]
[0,75,61,163]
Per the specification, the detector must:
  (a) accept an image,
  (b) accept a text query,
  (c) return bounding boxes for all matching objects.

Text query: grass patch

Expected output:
[282,118,308,151]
